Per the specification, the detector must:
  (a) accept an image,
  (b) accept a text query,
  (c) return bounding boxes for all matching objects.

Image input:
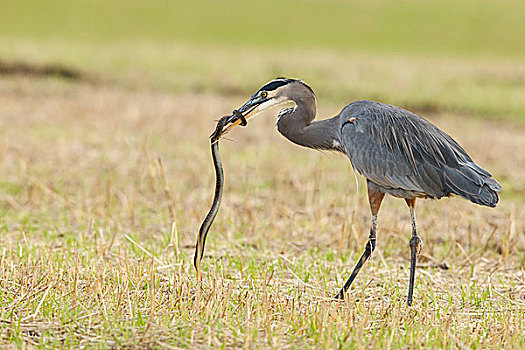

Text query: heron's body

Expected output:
[217,78,502,305]
[280,99,500,207]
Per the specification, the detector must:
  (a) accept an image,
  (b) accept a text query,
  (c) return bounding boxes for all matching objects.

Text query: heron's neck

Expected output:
[276,102,342,151]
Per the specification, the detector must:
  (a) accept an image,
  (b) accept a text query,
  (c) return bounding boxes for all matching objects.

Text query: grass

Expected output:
[0,75,523,348]
[1,0,525,347]
[1,0,524,124]
[2,0,525,57]
[1,41,525,125]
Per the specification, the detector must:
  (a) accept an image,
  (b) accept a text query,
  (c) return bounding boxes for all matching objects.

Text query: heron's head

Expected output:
[216,77,314,138]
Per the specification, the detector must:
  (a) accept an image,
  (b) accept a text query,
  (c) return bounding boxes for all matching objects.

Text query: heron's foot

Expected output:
[334,289,345,300]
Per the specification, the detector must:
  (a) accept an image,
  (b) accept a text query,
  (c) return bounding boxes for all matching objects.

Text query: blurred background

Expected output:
[2,0,525,120]
[0,0,524,239]
[2,0,524,195]
[1,1,525,347]
[0,0,524,254]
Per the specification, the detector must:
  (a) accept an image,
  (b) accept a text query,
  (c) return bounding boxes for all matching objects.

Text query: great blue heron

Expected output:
[217,78,502,305]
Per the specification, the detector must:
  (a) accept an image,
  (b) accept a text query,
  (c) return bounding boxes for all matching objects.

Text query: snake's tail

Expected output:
[195,259,203,281]
[194,224,208,280]
[194,140,224,279]
[194,239,203,280]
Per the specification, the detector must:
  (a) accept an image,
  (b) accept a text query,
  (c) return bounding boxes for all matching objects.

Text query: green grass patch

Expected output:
[2,0,525,57]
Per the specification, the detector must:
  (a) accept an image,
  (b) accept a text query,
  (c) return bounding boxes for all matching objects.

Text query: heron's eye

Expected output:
[260,91,268,99]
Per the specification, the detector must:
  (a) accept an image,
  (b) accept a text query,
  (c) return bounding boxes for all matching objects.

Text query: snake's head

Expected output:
[209,111,247,142]
[210,115,230,142]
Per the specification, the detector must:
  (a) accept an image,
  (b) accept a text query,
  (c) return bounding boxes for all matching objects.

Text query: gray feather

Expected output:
[340,100,501,207]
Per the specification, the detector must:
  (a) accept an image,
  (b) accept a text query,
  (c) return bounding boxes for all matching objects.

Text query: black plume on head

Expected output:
[259,78,298,92]
[259,77,315,97]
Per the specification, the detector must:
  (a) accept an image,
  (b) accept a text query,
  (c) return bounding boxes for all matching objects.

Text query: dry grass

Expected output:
[2,39,525,124]
[0,76,524,348]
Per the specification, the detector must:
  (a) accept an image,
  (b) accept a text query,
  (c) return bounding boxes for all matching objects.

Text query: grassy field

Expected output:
[1,0,525,348]
[0,70,524,348]
[2,0,525,56]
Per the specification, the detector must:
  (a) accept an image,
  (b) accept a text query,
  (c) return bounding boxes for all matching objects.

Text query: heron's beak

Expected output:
[221,95,269,133]
[214,95,293,140]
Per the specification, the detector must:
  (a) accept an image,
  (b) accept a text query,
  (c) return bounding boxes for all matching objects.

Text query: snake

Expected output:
[194,111,247,279]
[193,117,228,280]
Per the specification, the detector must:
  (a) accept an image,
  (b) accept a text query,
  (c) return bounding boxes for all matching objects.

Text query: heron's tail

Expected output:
[444,162,502,208]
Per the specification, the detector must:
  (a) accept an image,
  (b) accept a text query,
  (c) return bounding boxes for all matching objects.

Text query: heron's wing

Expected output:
[340,101,500,203]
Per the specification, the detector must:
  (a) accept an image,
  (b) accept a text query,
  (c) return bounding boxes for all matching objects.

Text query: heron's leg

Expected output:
[334,184,384,299]
[405,198,421,306]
